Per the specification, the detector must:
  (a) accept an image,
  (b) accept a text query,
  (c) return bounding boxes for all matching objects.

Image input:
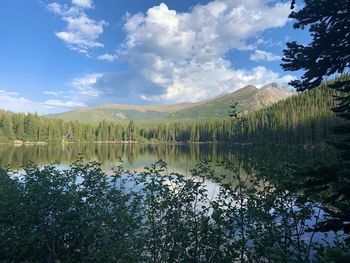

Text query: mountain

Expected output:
[171,83,292,119]
[47,103,195,123]
[0,85,339,144]
[48,83,292,123]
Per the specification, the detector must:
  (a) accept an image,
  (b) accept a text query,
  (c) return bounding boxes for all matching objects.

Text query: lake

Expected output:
[0,142,343,259]
[0,142,331,176]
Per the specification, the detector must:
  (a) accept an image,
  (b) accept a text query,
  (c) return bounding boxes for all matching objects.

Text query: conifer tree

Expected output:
[282,0,350,234]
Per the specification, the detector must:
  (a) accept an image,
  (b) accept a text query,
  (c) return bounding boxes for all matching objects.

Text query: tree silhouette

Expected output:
[282,0,350,235]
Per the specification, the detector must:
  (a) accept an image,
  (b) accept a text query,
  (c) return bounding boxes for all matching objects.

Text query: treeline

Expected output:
[0,112,137,143]
[132,86,343,144]
[0,85,344,144]
[235,85,342,144]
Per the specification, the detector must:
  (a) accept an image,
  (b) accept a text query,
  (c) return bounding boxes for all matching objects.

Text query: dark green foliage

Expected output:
[282,0,349,92]
[282,0,350,235]
[0,159,349,262]
[0,160,139,262]
[0,110,136,143]
[233,85,341,144]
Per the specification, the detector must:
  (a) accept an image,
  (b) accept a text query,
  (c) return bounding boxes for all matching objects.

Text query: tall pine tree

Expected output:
[282,0,350,234]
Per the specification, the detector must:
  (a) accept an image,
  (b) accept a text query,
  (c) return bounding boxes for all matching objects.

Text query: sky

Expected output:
[0,0,309,114]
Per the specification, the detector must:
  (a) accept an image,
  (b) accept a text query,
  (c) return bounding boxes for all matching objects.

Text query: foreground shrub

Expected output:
[0,159,348,262]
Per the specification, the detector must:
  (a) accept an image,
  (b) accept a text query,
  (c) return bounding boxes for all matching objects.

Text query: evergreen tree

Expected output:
[282,0,350,234]
[0,113,15,140]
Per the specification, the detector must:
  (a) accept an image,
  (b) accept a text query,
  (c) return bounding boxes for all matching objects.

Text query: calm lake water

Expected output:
[0,142,340,246]
[0,142,331,175]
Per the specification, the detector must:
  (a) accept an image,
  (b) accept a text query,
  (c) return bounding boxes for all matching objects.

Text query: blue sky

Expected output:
[0,0,308,114]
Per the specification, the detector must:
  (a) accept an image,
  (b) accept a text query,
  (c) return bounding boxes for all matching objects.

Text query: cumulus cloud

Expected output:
[123,1,289,56]
[141,66,295,102]
[250,49,281,61]
[92,0,294,103]
[48,0,107,53]
[71,73,102,97]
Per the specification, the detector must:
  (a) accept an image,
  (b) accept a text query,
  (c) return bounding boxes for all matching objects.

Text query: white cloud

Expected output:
[48,1,107,53]
[250,49,281,61]
[97,53,118,62]
[42,99,87,108]
[256,37,273,46]
[47,2,62,14]
[0,90,35,113]
[141,66,295,103]
[40,74,104,112]
[71,73,102,97]
[123,0,290,57]
[0,90,19,96]
[44,90,64,96]
[92,0,293,103]
[72,0,93,9]
[0,89,87,114]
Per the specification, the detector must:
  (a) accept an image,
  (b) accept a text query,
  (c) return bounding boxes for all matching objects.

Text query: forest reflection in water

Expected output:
[0,142,332,177]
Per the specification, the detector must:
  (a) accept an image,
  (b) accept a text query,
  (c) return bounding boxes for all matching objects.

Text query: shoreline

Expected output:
[0,140,328,148]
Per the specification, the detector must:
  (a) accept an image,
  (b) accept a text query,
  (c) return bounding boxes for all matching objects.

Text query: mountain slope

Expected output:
[48,83,292,123]
[48,103,195,123]
[170,83,292,119]
[0,84,339,144]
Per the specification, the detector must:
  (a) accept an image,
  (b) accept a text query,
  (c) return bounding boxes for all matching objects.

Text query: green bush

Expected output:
[0,159,348,262]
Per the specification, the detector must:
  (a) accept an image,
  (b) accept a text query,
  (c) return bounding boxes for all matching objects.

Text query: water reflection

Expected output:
[0,143,236,172]
[0,142,330,175]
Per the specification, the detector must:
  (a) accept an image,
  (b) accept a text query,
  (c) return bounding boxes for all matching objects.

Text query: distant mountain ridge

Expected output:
[47,83,293,123]
[171,83,292,119]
